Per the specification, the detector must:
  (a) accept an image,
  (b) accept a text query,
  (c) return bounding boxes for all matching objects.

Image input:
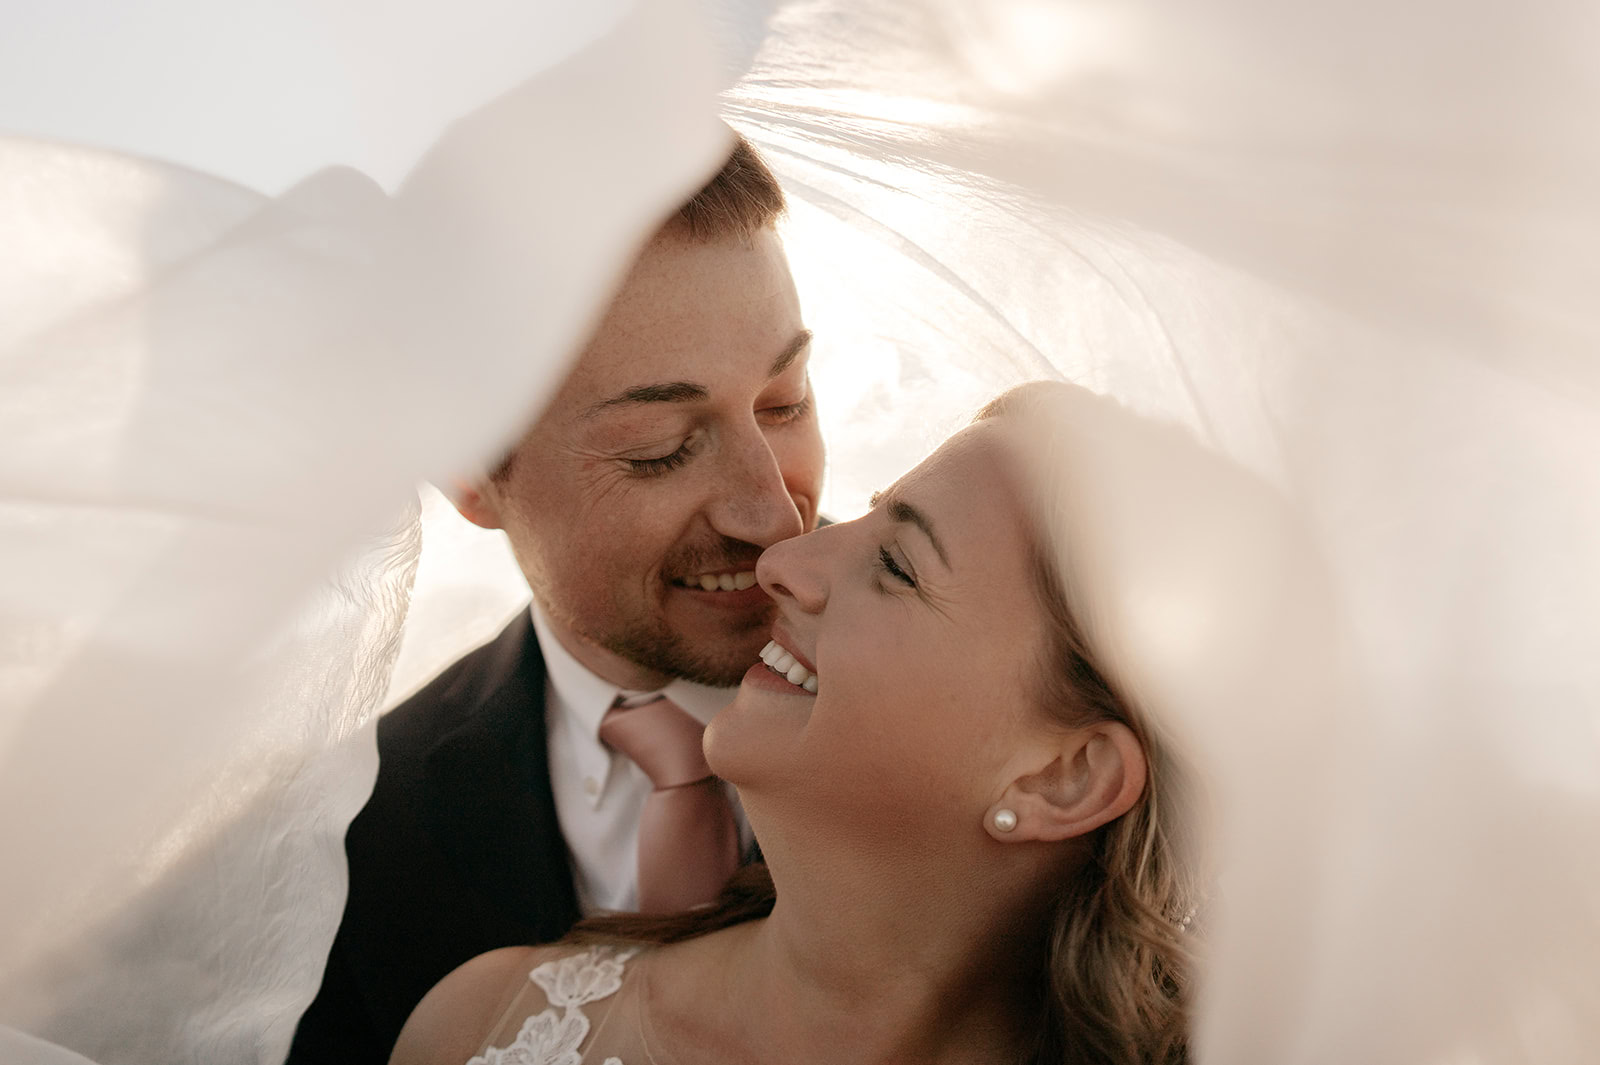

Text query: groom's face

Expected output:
[470,225,824,688]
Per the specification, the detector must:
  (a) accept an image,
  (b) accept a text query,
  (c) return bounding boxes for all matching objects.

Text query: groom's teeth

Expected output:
[757,638,818,693]
[684,571,757,591]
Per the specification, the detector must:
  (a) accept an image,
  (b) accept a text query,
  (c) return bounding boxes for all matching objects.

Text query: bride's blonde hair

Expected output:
[976,382,1207,1065]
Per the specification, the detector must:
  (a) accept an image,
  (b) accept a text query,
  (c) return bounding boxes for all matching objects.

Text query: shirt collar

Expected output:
[659,676,738,727]
[530,601,622,746]
[530,602,738,742]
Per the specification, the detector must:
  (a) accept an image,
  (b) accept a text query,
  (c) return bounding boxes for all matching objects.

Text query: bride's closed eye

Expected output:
[877,545,917,588]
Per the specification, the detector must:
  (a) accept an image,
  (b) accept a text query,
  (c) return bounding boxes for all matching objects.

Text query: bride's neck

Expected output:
[661,836,1060,1065]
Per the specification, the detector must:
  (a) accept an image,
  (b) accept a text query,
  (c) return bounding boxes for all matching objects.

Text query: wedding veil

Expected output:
[3,2,1596,1063]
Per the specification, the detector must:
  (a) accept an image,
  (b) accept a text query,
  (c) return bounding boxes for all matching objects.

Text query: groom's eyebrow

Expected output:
[768,329,813,377]
[583,329,813,418]
[869,490,949,569]
[585,381,708,416]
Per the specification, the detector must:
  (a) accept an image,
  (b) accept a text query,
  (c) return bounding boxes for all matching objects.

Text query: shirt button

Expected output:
[583,776,600,796]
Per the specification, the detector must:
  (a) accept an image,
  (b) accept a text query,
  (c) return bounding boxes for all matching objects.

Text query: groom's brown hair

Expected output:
[670,133,786,242]
[486,134,785,484]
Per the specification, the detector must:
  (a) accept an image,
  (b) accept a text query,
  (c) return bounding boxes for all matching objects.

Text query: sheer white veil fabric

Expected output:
[3,2,1597,1064]
[0,3,733,1063]
[723,4,1600,1061]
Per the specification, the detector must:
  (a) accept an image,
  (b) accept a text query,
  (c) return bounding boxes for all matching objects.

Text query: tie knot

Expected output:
[597,696,714,790]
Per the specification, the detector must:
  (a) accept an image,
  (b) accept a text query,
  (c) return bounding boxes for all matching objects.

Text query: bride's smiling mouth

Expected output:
[742,634,818,695]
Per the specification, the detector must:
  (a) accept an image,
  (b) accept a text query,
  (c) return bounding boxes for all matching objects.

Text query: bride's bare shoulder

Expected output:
[387,944,564,1065]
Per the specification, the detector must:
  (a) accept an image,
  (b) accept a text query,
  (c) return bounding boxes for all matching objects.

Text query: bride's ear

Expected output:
[446,477,505,531]
[984,722,1148,843]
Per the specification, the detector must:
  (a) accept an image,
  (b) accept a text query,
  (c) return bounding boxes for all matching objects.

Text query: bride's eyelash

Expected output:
[877,546,917,588]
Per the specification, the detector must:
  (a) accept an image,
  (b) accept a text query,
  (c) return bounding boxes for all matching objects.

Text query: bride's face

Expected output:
[705,421,1048,838]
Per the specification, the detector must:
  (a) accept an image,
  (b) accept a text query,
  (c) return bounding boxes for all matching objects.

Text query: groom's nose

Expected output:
[704,425,805,549]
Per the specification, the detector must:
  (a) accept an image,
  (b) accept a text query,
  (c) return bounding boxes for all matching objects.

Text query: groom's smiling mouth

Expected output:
[669,570,758,592]
[665,569,769,613]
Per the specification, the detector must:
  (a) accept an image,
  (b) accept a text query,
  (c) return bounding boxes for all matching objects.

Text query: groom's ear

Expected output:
[986,722,1148,843]
[446,478,505,531]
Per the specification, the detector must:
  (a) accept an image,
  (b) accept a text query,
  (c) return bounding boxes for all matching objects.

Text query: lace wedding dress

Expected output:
[466,947,653,1065]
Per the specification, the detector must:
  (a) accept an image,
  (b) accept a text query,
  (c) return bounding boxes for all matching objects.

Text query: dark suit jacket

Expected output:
[287,611,581,1065]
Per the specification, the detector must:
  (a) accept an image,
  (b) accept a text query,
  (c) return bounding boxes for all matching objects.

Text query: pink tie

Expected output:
[597,696,740,913]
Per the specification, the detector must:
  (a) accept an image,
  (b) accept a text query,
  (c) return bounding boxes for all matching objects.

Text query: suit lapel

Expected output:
[422,613,579,935]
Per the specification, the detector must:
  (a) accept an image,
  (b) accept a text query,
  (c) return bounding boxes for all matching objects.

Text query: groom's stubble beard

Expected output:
[533,534,777,688]
[597,604,772,688]
[595,533,773,686]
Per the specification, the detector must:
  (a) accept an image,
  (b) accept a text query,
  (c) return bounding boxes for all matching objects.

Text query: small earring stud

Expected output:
[992,808,1018,832]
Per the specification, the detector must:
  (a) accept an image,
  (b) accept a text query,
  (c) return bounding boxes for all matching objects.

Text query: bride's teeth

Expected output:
[757,638,818,693]
[734,571,757,590]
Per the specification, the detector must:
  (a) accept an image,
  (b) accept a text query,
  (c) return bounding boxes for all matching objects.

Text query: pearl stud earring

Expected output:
[992,808,1018,832]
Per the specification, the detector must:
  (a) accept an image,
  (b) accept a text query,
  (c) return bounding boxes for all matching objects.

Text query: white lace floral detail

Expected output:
[466,946,638,1065]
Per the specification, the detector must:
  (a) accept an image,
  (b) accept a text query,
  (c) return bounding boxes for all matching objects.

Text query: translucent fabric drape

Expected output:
[726,6,1600,1062]
[0,4,734,1063]
[4,2,1597,1064]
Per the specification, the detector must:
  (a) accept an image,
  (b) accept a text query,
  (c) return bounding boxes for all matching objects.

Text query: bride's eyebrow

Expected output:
[868,489,949,570]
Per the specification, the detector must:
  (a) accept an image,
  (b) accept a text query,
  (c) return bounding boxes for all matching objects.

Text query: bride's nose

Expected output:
[755,528,829,614]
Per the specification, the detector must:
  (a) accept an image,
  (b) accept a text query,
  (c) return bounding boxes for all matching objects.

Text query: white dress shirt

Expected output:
[533,602,753,914]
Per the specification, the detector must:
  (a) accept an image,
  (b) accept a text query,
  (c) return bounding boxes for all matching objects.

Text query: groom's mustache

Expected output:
[662,537,765,581]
